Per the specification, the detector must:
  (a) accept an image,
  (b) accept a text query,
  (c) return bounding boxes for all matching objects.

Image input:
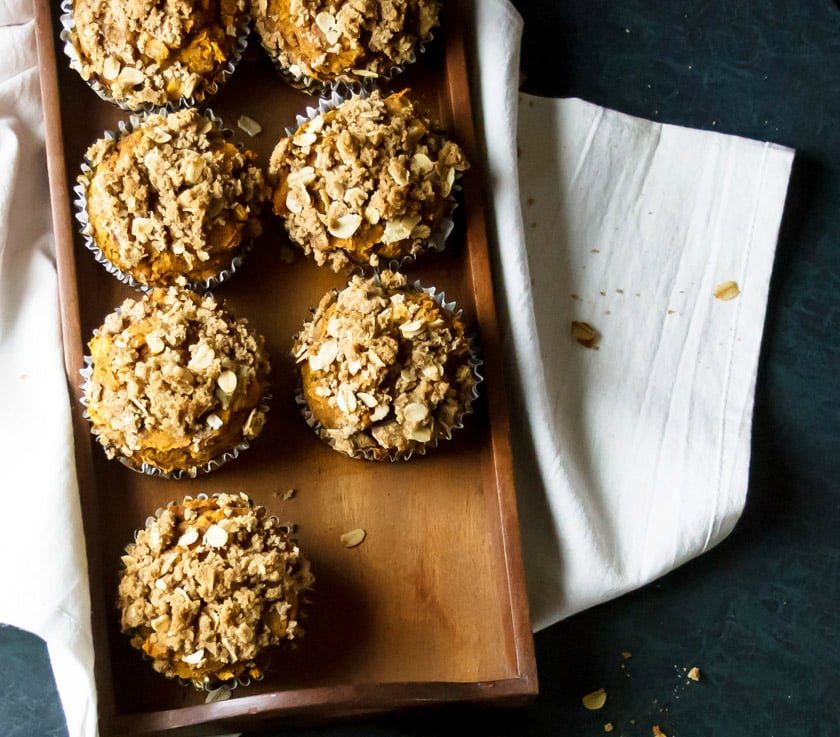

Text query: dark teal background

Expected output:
[3,1,838,735]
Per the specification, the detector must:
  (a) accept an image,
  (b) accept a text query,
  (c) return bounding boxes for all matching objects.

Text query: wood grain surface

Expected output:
[33,1,537,735]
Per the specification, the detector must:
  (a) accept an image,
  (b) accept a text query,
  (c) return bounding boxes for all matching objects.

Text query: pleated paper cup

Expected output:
[74,109,258,294]
[295,278,483,462]
[280,89,462,273]
[60,0,251,113]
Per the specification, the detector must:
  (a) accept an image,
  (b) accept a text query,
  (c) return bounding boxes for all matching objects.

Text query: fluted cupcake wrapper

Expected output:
[122,493,308,692]
[260,28,435,98]
[295,278,483,462]
[283,89,462,273]
[79,353,271,480]
[60,0,251,113]
[74,109,256,294]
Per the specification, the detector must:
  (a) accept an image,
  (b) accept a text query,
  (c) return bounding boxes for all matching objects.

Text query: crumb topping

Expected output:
[118,493,313,685]
[253,0,439,83]
[292,271,476,457]
[269,90,468,271]
[69,0,247,107]
[84,109,266,287]
[85,288,270,473]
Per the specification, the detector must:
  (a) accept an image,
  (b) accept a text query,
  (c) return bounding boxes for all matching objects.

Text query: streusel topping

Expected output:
[85,288,269,473]
[292,271,476,457]
[118,493,313,685]
[69,0,247,107]
[84,109,266,287]
[253,0,439,83]
[269,90,469,271]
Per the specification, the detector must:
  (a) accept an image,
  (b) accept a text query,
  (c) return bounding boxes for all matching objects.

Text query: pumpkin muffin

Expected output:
[81,109,267,289]
[118,493,313,687]
[84,288,270,476]
[292,271,478,459]
[269,89,469,271]
[252,0,439,87]
[66,0,249,109]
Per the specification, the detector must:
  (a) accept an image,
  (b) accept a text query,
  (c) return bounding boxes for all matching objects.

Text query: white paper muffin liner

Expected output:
[74,109,258,293]
[295,278,483,462]
[121,493,309,692]
[79,351,271,481]
[256,21,435,97]
[60,0,251,113]
[281,89,462,272]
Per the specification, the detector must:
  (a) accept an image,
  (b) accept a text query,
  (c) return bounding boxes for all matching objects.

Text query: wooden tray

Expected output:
[34,2,537,734]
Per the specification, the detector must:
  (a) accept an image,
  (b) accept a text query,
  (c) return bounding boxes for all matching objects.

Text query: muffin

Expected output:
[80,109,267,290]
[118,493,313,687]
[269,89,469,271]
[65,0,249,109]
[83,288,270,477]
[252,0,440,88]
[292,270,479,459]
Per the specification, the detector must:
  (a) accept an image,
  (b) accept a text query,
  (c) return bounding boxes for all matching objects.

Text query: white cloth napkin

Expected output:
[0,0,793,735]
[469,1,794,630]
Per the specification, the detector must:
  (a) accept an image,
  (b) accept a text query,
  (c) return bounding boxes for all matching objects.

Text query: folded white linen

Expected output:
[468,1,794,630]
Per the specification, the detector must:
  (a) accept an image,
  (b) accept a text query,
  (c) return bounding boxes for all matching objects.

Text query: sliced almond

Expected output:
[217,370,238,395]
[364,206,381,225]
[188,341,215,371]
[399,319,425,337]
[370,403,390,422]
[713,280,740,301]
[184,155,205,184]
[293,131,317,147]
[328,213,363,239]
[287,166,316,187]
[205,687,232,704]
[308,340,338,371]
[368,350,385,368]
[403,402,429,423]
[582,688,607,711]
[117,66,144,86]
[145,331,165,354]
[285,187,310,215]
[204,524,228,549]
[352,68,379,78]
[335,384,357,414]
[344,187,367,209]
[382,215,422,244]
[340,528,366,548]
[177,528,199,547]
[571,321,599,349]
[357,392,378,408]
[101,56,121,81]
[237,115,262,137]
[410,153,434,175]
[422,364,442,380]
[182,649,205,665]
[206,413,223,431]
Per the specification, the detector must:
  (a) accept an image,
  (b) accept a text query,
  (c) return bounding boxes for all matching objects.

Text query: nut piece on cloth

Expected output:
[118,493,313,688]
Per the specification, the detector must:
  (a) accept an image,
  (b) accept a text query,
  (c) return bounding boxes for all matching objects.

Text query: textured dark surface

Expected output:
[3,1,838,736]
